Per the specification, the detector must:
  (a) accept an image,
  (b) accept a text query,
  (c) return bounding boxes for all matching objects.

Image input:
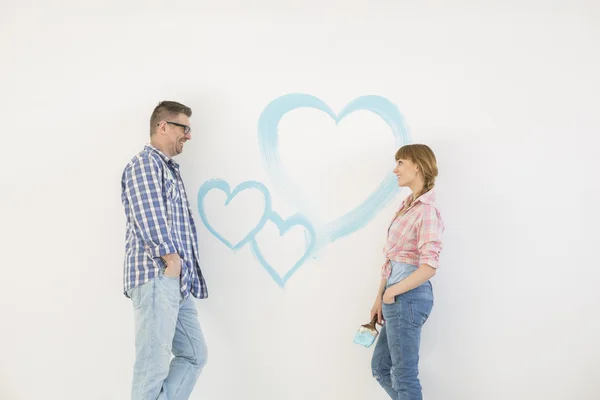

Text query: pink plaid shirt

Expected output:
[381,189,444,279]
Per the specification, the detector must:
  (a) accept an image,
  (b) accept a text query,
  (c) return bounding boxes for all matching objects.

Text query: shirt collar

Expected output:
[145,143,179,167]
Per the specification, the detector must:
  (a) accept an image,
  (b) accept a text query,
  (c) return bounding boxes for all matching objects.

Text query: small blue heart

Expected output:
[197,179,271,250]
[249,212,316,287]
[257,94,411,249]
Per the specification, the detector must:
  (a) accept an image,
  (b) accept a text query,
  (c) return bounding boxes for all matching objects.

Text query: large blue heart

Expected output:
[257,93,411,249]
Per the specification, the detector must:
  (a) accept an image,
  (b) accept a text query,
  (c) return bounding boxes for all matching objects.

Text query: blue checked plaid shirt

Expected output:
[120,144,207,300]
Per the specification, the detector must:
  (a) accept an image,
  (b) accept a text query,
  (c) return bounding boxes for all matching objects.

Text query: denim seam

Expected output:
[408,300,416,325]
[172,314,196,397]
[138,277,156,397]
[408,299,432,327]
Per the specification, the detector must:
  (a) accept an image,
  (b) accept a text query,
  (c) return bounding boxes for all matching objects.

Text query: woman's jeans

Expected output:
[371,281,434,400]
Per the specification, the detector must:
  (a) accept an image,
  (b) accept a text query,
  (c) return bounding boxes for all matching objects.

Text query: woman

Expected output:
[370,144,444,400]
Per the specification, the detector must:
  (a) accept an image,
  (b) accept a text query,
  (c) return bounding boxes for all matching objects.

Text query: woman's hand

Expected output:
[371,299,384,325]
[382,290,396,305]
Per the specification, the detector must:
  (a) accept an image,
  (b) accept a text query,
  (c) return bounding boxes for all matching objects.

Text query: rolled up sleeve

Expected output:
[417,205,444,269]
[123,155,177,258]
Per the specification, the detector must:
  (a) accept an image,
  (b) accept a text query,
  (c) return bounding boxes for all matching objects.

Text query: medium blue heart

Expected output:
[257,94,411,249]
[249,212,316,287]
[197,179,271,250]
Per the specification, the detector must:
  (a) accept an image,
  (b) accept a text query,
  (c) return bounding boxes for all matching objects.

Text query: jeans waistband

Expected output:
[391,280,433,301]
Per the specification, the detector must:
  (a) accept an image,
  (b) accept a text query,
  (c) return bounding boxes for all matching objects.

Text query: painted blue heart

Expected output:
[197,179,271,250]
[257,93,411,250]
[249,212,316,288]
[197,178,315,287]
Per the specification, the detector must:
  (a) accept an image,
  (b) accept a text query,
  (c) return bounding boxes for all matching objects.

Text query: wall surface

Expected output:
[1,1,599,399]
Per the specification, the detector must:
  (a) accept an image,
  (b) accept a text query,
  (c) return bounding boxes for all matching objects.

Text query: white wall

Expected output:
[1,1,600,399]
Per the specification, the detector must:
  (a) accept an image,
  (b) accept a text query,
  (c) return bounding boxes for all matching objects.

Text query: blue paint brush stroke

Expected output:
[197,179,271,250]
[249,212,316,288]
[257,93,411,250]
[197,178,315,287]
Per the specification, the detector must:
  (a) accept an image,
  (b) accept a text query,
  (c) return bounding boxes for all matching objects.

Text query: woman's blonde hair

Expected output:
[395,144,438,195]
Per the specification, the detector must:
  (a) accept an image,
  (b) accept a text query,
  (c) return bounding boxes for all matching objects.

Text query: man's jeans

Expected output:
[127,269,208,400]
[371,281,434,400]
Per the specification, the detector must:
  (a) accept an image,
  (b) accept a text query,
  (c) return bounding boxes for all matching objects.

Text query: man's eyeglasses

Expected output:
[164,121,191,135]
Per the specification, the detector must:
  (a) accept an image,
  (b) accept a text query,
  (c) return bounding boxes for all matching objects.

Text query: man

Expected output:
[121,100,208,400]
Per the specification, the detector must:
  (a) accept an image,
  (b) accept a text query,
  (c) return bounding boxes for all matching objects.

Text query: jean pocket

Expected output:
[408,299,433,326]
[159,268,180,281]
[382,297,396,306]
